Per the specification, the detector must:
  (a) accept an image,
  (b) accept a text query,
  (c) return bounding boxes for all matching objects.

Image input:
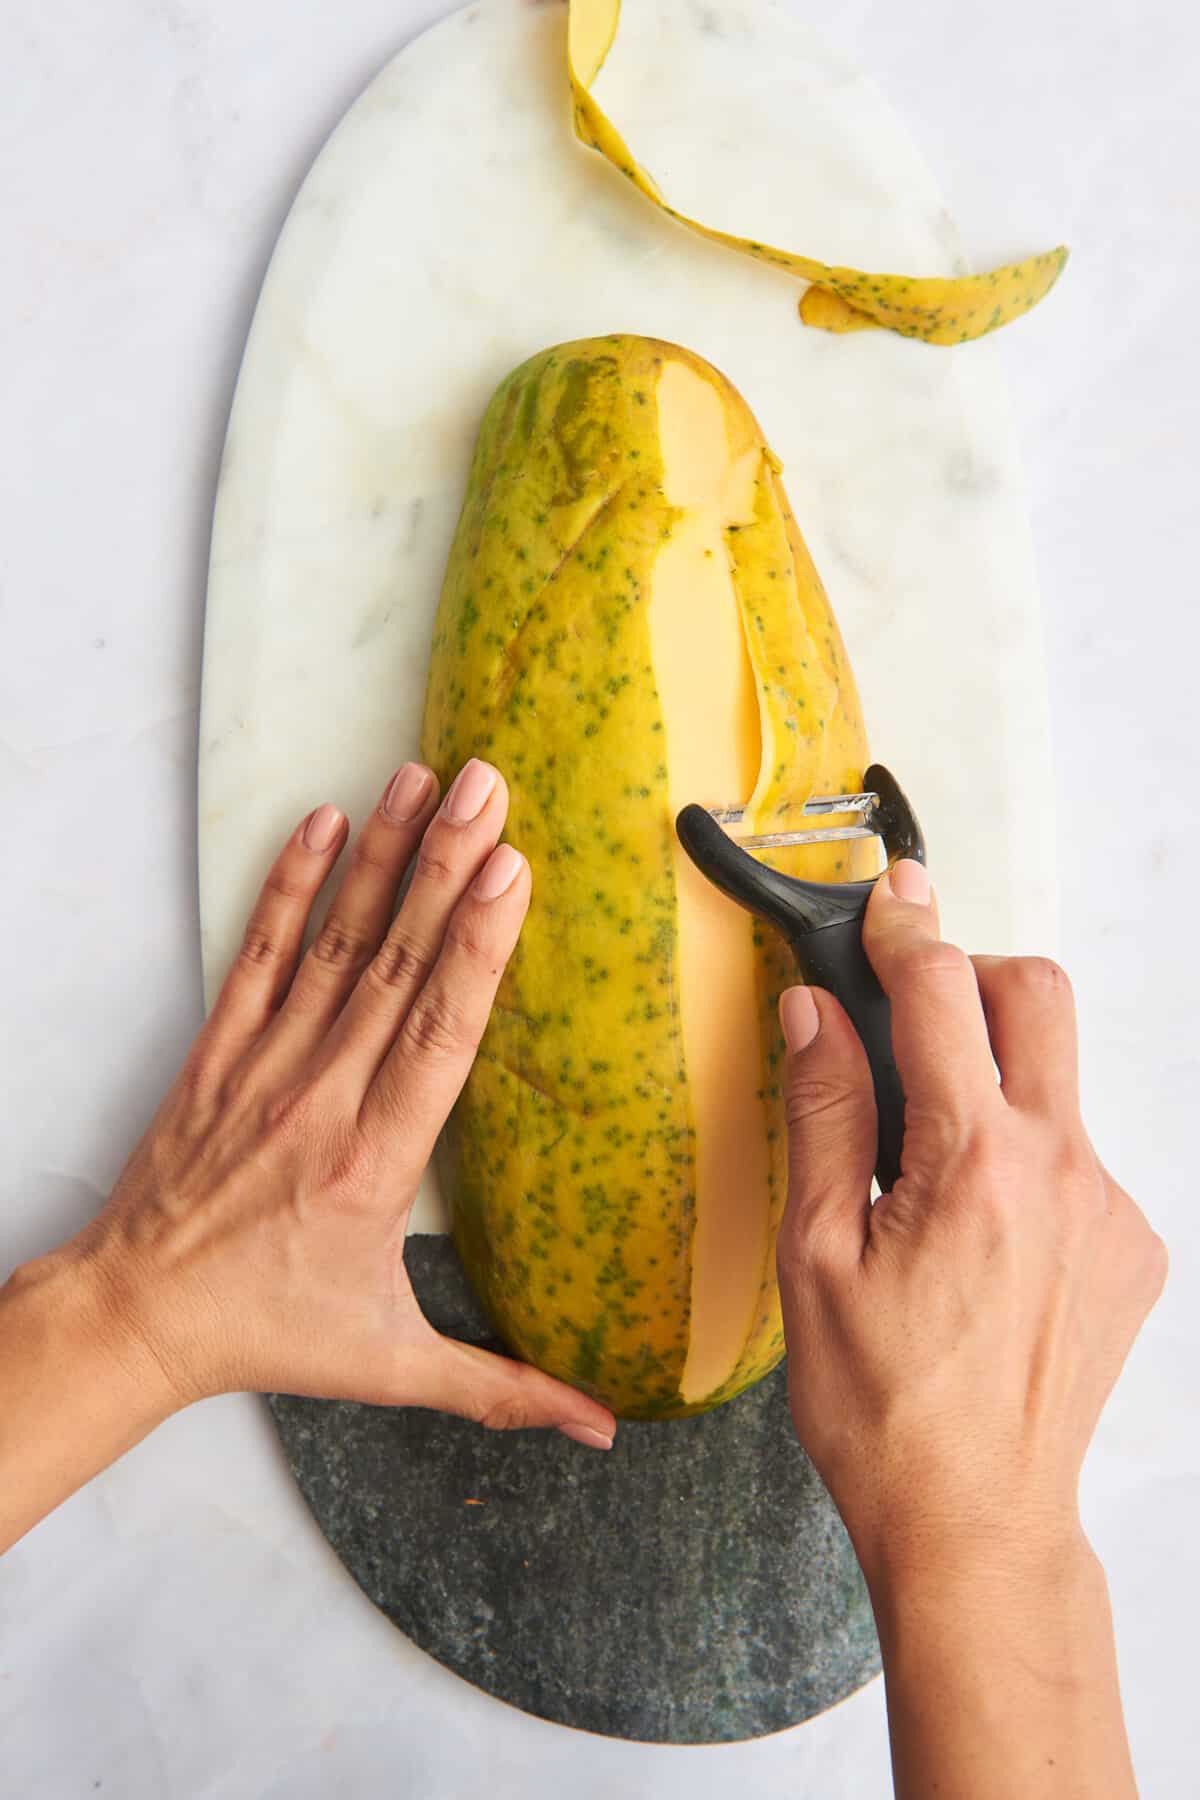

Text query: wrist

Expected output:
[851,1506,1133,1799]
[849,1506,1096,1614]
[10,1236,186,1430]
[0,1243,183,1553]
[858,1520,1104,1653]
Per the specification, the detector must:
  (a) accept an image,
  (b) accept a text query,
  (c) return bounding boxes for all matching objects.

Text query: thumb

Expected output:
[777,986,876,1273]
[399,1334,618,1450]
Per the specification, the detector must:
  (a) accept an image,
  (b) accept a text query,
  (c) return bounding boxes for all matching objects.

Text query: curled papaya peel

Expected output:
[422,337,874,1417]
[567,0,1068,344]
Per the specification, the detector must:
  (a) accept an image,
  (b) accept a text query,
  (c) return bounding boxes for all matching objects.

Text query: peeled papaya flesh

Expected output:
[420,335,875,1419]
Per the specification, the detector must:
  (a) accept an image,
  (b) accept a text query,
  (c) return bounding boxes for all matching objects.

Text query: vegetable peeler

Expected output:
[675,765,925,1194]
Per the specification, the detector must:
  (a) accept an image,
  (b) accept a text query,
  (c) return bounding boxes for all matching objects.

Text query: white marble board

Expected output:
[200,0,1058,1240]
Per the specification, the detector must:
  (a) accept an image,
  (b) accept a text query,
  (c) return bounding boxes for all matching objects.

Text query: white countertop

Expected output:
[2,2,1197,1794]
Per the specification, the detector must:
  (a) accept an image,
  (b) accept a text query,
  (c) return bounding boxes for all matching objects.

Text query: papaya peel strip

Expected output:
[567,0,1068,345]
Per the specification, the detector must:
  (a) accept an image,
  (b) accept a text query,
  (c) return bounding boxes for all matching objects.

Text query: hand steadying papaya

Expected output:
[0,758,619,1554]
[776,857,1166,1798]
[0,764,1164,1797]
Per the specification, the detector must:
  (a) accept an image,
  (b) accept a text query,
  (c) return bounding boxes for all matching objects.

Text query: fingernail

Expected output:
[443,758,498,823]
[302,803,343,852]
[888,858,931,905]
[474,844,526,901]
[559,1422,614,1451]
[779,986,820,1053]
[383,763,434,823]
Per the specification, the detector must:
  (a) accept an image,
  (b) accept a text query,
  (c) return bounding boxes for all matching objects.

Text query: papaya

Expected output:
[420,335,875,1419]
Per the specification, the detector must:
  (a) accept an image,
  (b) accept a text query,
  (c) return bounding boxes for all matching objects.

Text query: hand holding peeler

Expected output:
[675,765,926,1194]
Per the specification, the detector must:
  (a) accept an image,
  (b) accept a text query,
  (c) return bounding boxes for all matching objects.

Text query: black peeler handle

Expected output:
[782,911,905,1194]
[675,764,925,1195]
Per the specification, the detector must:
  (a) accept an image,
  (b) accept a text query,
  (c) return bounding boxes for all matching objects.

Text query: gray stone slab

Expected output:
[268,1235,880,1744]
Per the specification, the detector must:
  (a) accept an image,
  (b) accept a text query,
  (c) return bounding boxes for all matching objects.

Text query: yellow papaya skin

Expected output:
[420,336,873,1418]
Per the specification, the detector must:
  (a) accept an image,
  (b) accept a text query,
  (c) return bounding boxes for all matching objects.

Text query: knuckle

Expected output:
[445,916,500,971]
[414,838,459,888]
[214,1060,251,1110]
[900,939,971,982]
[1123,1198,1170,1289]
[369,928,433,992]
[310,916,376,977]
[166,1055,221,1135]
[1008,955,1073,1000]
[479,1394,531,1433]
[955,1119,1018,1208]
[784,1072,857,1132]
[263,869,312,903]
[350,835,400,877]
[1147,1232,1170,1291]
[405,989,477,1059]
[1053,1131,1104,1204]
[323,1122,372,1193]
[237,926,281,970]
[175,1041,216,1101]
[261,1082,313,1136]
[1036,1123,1101,1209]
[906,1094,981,1159]
[779,1204,837,1274]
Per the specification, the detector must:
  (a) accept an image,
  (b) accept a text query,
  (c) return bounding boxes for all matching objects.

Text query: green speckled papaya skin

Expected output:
[420,335,874,1419]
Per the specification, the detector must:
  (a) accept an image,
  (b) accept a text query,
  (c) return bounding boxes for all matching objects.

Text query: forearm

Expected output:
[864,1529,1136,1800]
[0,1244,177,1554]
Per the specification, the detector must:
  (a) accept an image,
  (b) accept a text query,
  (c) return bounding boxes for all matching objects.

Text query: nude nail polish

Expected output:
[443,758,498,823]
[302,803,343,852]
[383,763,434,822]
[888,858,931,905]
[559,1422,614,1451]
[779,986,820,1053]
[474,844,525,900]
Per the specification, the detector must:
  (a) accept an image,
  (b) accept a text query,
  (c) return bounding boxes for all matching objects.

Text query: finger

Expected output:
[398,1335,617,1447]
[357,842,531,1173]
[972,954,1080,1117]
[204,802,349,1065]
[777,986,876,1278]
[322,759,509,1090]
[261,764,439,1059]
[863,860,1001,1127]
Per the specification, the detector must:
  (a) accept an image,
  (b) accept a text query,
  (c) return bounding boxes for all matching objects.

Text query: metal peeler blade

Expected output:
[704,764,926,862]
[673,763,926,1194]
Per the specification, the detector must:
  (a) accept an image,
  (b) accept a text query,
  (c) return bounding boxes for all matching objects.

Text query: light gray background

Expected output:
[1,2,1196,1794]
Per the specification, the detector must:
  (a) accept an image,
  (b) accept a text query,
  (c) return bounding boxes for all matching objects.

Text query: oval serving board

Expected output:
[199,0,1057,1743]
